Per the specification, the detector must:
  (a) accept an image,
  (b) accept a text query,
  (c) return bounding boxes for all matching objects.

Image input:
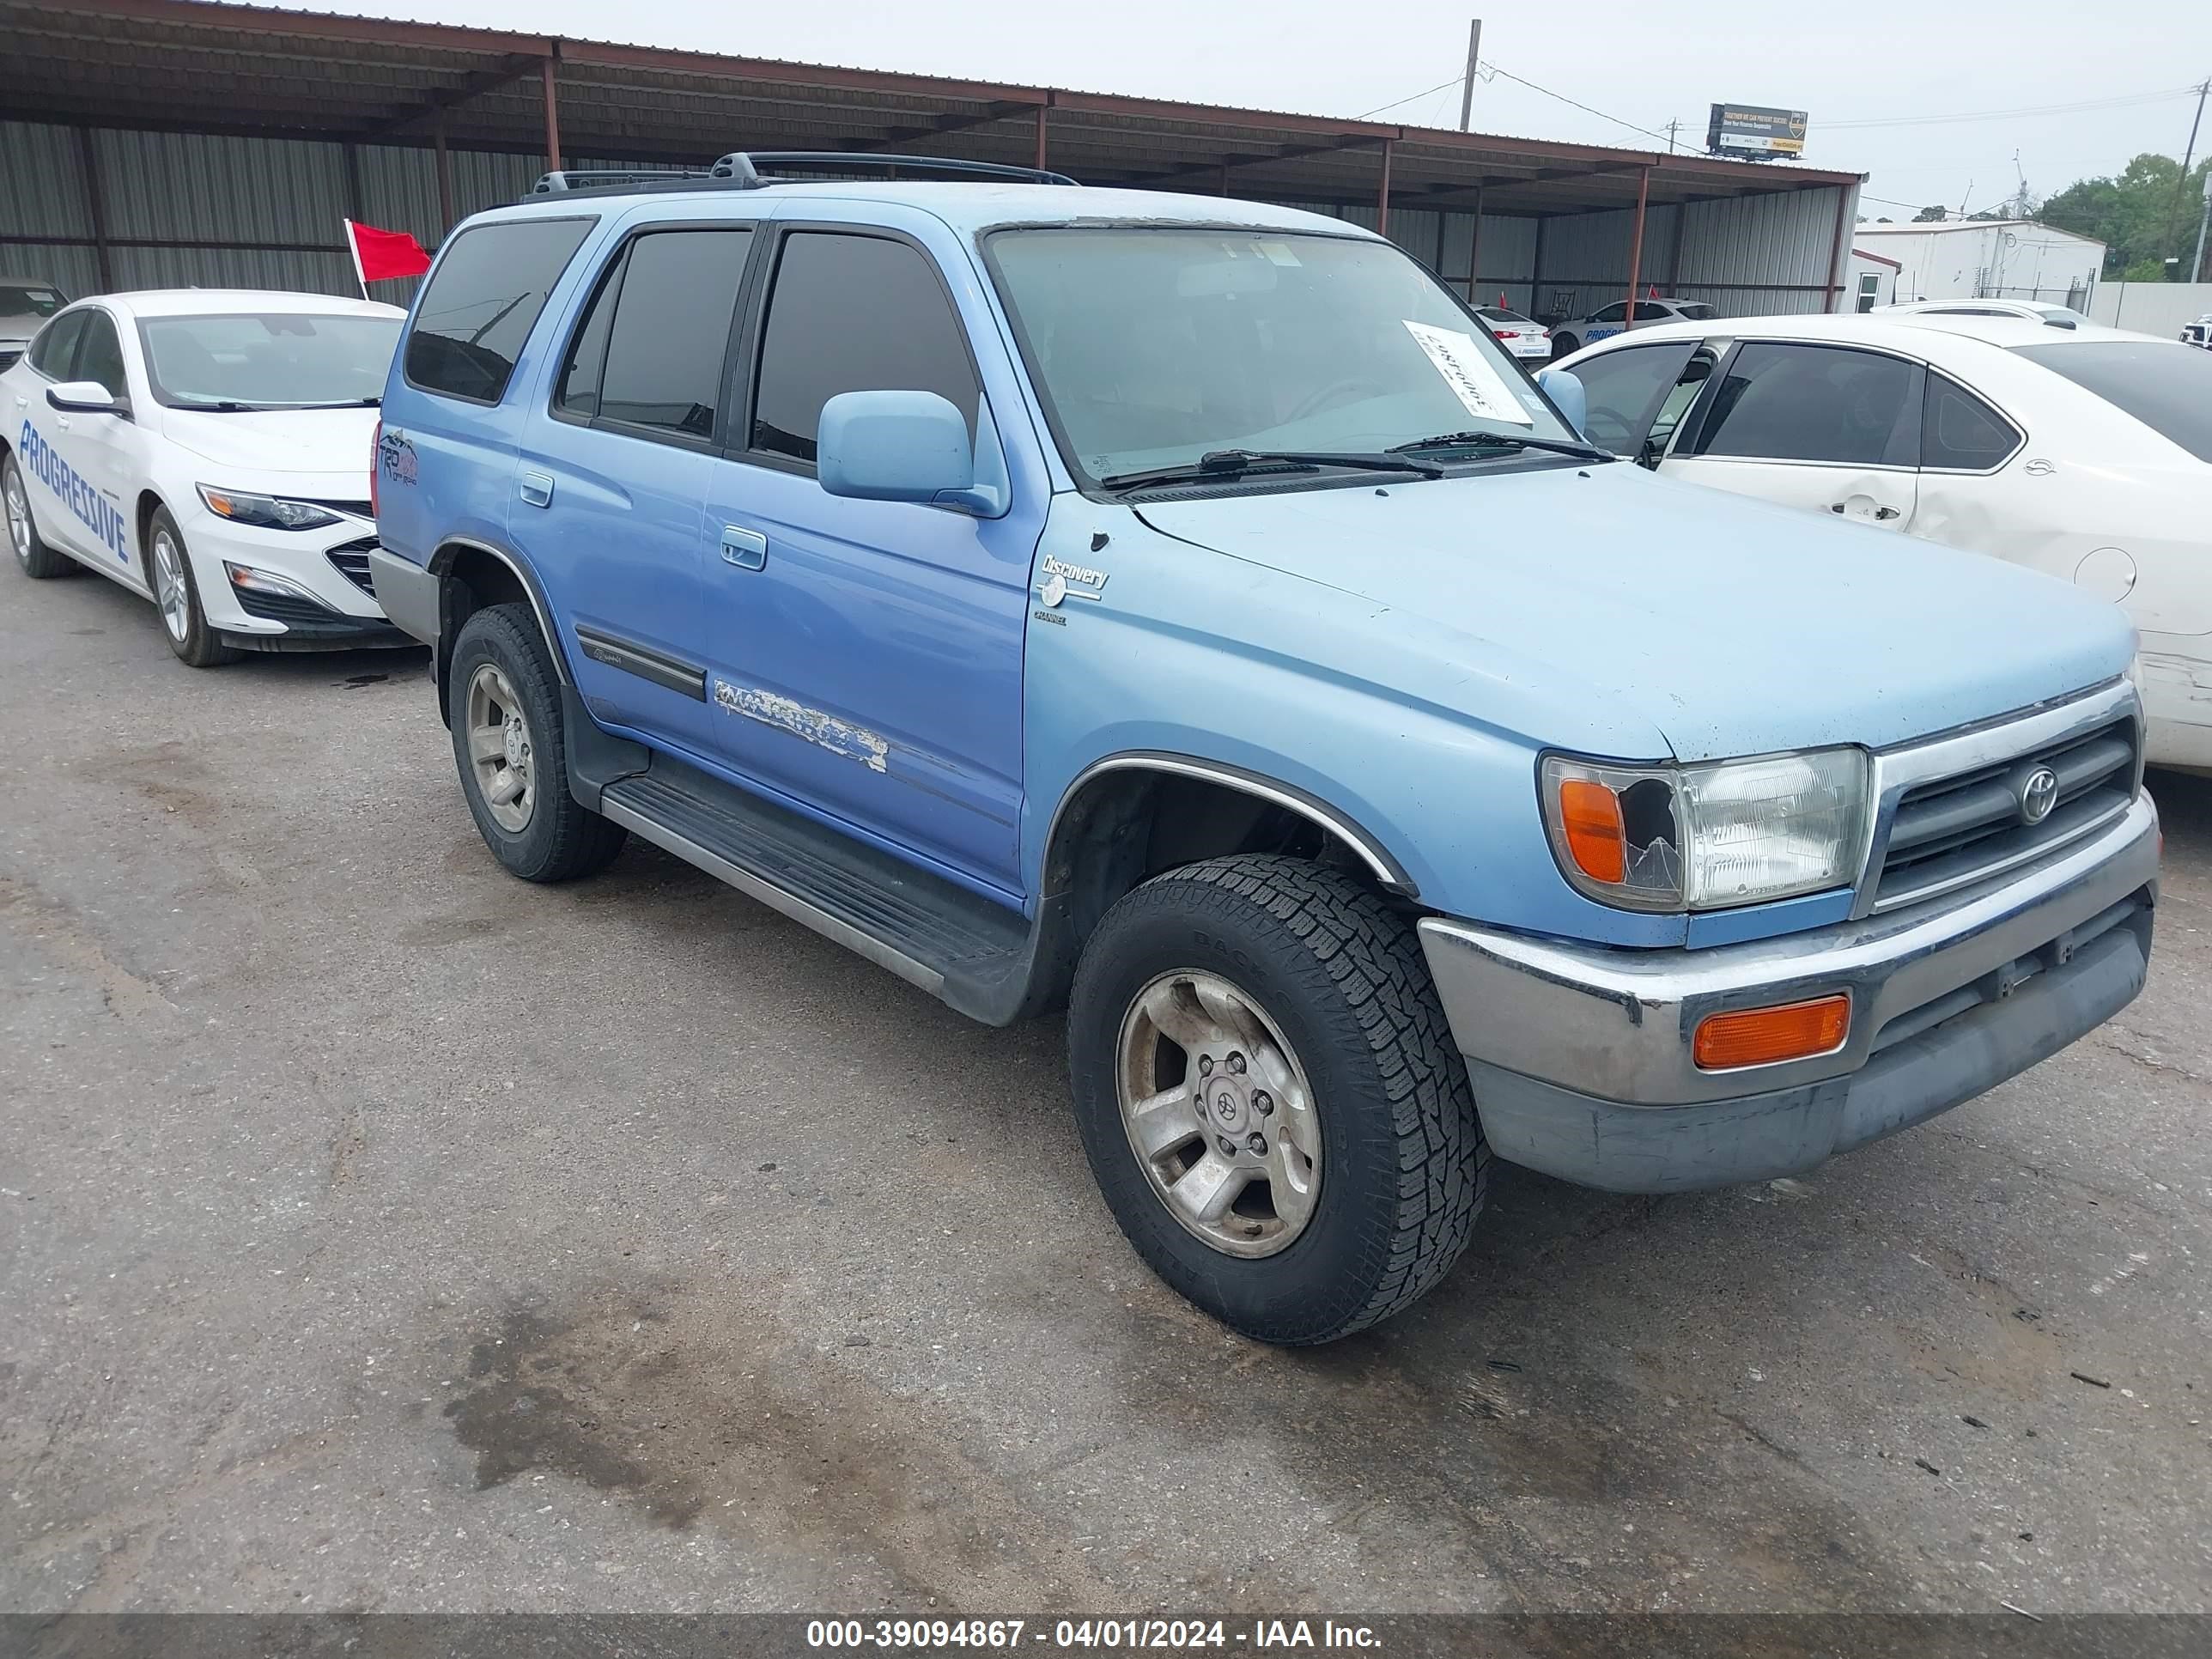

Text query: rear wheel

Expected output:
[447,602,627,882]
[4,455,74,579]
[1068,854,1487,1345]
[149,507,242,667]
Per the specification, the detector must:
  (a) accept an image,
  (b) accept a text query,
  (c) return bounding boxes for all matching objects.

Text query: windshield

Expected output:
[985,228,1574,487]
[1674,301,1717,321]
[137,313,401,410]
[2015,340,2212,464]
[0,283,66,321]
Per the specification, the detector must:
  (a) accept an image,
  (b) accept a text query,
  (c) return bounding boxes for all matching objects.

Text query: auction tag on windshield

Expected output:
[1402,320,1534,425]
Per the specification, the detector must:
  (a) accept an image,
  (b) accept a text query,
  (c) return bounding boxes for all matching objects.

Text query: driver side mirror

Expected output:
[817,390,1008,518]
[46,380,122,416]
[1534,368,1586,438]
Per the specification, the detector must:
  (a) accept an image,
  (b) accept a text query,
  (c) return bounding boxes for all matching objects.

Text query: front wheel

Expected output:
[447,601,627,882]
[1067,855,1488,1345]
[149,507,242,666]
[1550,333,1580,361]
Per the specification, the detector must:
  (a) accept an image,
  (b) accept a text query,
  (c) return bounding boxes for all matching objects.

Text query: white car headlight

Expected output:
[198,483,340,532]
[1541,747,1872,912]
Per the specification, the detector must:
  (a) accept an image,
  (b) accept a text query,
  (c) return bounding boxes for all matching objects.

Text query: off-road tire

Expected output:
[447,601,627,882]
[1068,854,1488,1345]
[4,454,75,579]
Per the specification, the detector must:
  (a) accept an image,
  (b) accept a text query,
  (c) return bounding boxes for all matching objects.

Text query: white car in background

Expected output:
[1874,297,2092,330]
[1553,312,2212,769]
[2,289,409,665]
[1473,304,1553,360]
[1546,295,1717,359]
[2183,313,2210,349]
[0,276,69,374]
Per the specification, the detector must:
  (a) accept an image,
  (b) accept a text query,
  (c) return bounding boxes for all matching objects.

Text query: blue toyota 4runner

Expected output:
[372,154,2158,1345]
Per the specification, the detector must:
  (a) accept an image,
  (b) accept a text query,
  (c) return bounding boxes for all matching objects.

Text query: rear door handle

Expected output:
[720,526,768,571]
[517,471,554,508]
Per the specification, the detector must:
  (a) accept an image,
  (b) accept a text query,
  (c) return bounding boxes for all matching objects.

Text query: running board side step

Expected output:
[591,748,1041,1024]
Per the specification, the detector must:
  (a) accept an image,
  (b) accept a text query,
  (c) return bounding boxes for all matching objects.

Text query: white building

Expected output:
[1853,220,2105,309]
[1847,246,1900,312]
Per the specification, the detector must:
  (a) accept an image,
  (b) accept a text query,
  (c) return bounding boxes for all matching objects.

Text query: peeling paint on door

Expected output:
[713,679,890,773]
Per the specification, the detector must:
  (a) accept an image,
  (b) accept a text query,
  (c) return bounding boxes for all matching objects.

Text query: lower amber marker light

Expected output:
[1692,994,1850,1071]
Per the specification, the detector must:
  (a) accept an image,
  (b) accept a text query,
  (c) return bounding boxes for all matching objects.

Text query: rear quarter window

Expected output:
[2015,340,2212,463]
[404,216,595,404]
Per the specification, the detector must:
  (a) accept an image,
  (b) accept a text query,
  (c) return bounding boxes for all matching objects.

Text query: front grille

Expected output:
[1873,716,2136,911]
[325,536,378,596]
[232,582,341,628]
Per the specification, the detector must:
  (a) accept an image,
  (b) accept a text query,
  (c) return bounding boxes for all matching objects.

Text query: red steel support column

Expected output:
[541,50,562,173]
[1622,164,1650,323]
[1033,101,1048,172]
[1218,161,1231,197]
[76,126,112,292]
[1376,137,1394,237]
[1466,185,1483,300]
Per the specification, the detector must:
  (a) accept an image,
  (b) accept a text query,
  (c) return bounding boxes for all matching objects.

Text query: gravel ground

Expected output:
[3,562,2208,1617]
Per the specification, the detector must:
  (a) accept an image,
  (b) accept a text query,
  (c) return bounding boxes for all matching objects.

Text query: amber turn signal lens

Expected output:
[1693,994,1850,1071]
[1558,778,1626,883]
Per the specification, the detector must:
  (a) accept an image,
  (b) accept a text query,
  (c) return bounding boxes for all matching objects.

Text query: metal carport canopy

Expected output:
[0,0,1861,223]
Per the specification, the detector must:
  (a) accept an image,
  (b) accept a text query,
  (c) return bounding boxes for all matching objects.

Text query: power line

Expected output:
[1357,76,1464,120]
[1479,62,1680,147]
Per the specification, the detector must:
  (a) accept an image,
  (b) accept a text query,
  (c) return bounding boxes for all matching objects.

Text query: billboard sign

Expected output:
[1706,104,1808,159]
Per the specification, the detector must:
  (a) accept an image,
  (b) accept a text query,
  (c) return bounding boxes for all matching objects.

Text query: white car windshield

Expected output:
[0,283,66,322]
[987,228,1576,485]
[138,313,401,410]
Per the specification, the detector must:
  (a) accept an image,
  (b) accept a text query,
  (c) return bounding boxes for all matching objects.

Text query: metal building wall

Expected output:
[1530,184,1856,321]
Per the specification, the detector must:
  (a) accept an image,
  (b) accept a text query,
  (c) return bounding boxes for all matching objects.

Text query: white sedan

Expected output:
[1873,298,2093,330]
[1553,311,2212,769]
[1473,304,1553,360]
[2,289,409,665]
[1545,295,1717,360]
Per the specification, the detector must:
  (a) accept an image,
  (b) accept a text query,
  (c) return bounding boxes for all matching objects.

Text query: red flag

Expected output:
[1648,283,1659,299]
[344,220,432,285]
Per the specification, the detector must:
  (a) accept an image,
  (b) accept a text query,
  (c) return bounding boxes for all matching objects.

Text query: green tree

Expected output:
[2039,152,2212,276]
[1911,204,1949,222]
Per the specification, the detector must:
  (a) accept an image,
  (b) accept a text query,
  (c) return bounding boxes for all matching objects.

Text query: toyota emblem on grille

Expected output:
[2016,764,2059,825]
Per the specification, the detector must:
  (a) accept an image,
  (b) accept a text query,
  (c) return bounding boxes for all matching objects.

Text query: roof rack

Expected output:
[531,151,1079,198]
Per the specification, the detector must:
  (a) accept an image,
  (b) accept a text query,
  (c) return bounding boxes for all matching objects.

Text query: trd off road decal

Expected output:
[16,421,127,562]
[377,428,418,488]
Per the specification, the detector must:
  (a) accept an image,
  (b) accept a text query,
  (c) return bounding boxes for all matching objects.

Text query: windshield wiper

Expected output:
[172,400,270,413]
[291,397,381,410]
[1389,430,1614,463]
[1099,447,1444,493]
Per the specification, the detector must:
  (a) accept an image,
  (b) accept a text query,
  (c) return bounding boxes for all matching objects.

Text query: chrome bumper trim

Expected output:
[1419,793,2159,1106]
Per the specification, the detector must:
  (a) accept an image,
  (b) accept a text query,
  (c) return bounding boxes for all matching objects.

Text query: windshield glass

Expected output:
[985,228,1573,485]
[2014,339,2212,463]
[0,283,66,321]
[1674,301,1717,321]
[137,313,401,409]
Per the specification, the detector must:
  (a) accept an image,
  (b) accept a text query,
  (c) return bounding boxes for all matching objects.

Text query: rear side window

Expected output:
[2014,340,2212,464]
[29,310,88,378]
[750,232,979,465]
[1692,342,1920,466]
[1921,374,2020,470]
[556,228,753,440]
[405,216,594,404]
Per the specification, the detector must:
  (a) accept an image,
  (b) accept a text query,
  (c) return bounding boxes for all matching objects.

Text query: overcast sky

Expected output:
[313,0,2208,217]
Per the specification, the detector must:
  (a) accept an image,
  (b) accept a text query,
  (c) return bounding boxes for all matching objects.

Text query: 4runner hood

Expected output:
[1136,462,2134,760]
[156,405,378,481]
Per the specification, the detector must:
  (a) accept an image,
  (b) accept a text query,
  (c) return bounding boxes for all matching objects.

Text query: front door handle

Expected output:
[517,471,554,508]
[720,526,768,571]
[1873,505,1901,521]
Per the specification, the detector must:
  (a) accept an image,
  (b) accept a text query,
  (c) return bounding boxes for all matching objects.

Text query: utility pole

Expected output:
[1458,19,1481,131]
[2168,77,2209,271]
[2194,166,2212,284]
[1663,118,1680,155]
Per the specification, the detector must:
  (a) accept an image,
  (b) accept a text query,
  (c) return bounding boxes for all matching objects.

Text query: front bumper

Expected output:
[1418,795,2159,1192]
[180,502,409,650]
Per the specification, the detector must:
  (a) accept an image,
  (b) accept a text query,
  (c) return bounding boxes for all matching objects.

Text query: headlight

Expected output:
[197,484,339,532]
[1541,747,1872,912]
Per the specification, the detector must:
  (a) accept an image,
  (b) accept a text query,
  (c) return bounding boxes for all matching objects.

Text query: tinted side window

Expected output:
[2014,340,2212,464]
[405,217,594,404]
[1921,374,2019,470]
[559,228,752,439]
[29,310,88,378]
[1565,342,1698,456]
[1589,303,1626,324]
[751,233,980,464]
[1692,343,1919,466]
[76,313,126,397]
